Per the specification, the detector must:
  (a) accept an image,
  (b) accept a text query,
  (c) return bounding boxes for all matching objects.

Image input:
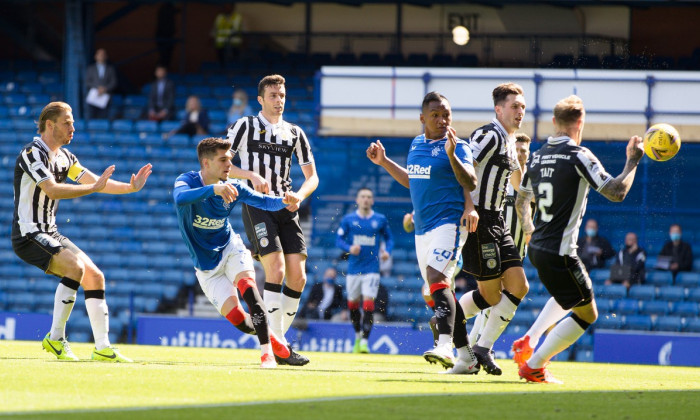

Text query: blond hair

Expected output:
[553,95,585,127]
[37,102,71,134]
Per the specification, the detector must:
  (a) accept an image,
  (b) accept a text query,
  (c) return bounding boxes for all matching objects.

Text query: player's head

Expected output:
[197,137,233,181]
[493,83,525,134]
[355,187,374,211]
[514,133,531,167]
[553,95,585,143]
[420,91,452,140]
[37,102,74,145]
[258,74,286,120]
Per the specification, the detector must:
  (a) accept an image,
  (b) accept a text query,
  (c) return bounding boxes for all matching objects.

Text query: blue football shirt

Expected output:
[336,210,394,275]
[173,171,286,270]
[406,134,473,235]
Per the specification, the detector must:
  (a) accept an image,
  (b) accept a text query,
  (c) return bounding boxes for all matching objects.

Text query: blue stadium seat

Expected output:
[676,272,700,288]
[624,314,653,331]
[657,286,687,302]
[589,269,609,284]
[628,284,656,301]
[596,315,624,330]
[595,298,615,313]
[654,315,684,332]
[673,302,699,317]
[87,119,110,132]
[647,271,674,286]
[574,349,594,362]
[685,318,700,333]
[640,300,669,316]
[615,299,640,315]
[598,284,627,299]
[112,119,134,133]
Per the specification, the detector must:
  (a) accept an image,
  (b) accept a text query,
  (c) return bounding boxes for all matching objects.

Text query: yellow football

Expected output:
[643,123,681,162]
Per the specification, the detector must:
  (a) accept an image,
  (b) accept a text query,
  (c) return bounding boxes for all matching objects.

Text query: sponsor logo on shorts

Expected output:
[254,223,268,239]
[486,259,497,269]
[260,237,270,248]
[481,243,497,259]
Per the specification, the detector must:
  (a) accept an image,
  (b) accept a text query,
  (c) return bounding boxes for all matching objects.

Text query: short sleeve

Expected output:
[455,139,473,166]
[575,148,612,192]
[294,126,314,166]
[18,146,52,185]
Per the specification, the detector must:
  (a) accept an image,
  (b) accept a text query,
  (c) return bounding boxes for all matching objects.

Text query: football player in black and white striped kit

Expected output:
[227,74,318,366]
[468,133,532,345]
[458,83,530,375]
[12,102,152,362]
[515,95,643,383]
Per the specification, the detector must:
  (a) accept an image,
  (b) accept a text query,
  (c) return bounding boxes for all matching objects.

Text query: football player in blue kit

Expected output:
[174,137,302,368]
[366,91,480,374]
[337,187,394,353]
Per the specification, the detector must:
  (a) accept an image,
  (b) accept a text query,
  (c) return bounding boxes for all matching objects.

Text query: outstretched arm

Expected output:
[366,140,409,188]
[79,163,152,195]
[40,165,115,200]
[599,136,643,202]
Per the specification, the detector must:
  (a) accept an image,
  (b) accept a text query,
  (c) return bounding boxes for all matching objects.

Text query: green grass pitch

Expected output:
[1,340,699,419]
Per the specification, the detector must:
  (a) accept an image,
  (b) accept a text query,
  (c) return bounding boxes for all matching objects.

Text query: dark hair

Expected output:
[553,95,584,127]
[515,133,531,144]
[492,82,524,106]
[421,91,449,113]
[356,187,373,197]
[258,74,286,97]
[197,137,232,164]
[37,102,72,134]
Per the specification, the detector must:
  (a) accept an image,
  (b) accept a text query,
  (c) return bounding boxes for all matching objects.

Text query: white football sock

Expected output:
[85,297,110,350]
[477,293,518,349]
[281,293,301,333]
[456,345,476,362]
[50,281,78,341]
[263,289,284,342]
[468,309,489,344]
[526,297,570,348]
[528,317,585,369]
[437,334,452,347]
[459,291,484,319]
[261,343,272,356]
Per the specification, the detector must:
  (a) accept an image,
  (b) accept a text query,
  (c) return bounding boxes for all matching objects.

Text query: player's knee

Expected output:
[362,300,375,312]
[64,259,86,282]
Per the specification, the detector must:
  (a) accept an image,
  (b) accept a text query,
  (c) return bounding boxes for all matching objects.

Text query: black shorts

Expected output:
[242,204,307,258]
[12,231,81,273]
[462,207,522,281]
[528,246,593,310]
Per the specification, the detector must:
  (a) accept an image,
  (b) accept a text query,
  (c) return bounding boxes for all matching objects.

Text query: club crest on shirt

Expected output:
[371,220,379,229]
[431,146,441,157]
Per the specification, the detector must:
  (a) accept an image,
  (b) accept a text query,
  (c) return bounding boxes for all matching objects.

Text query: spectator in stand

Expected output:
[658,224,693,279]
[84,48,117,119]
[299,267,345,320]
[211,4,244,68]
[146,65,176,122]
[577,219,615,271]
[227,89,253,125]
[606,232,646,289]
[169,95,209,137]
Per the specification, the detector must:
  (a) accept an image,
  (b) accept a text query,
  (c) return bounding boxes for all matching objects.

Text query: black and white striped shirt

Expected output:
[12,137,86,239]
[227,112,314,197]
[469,118,520,211]
[521,136,612,257]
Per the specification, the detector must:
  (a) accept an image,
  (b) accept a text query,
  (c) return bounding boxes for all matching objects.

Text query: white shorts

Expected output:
[415,223,467,288]
[195,234,255,313]
[346,273,381,301]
